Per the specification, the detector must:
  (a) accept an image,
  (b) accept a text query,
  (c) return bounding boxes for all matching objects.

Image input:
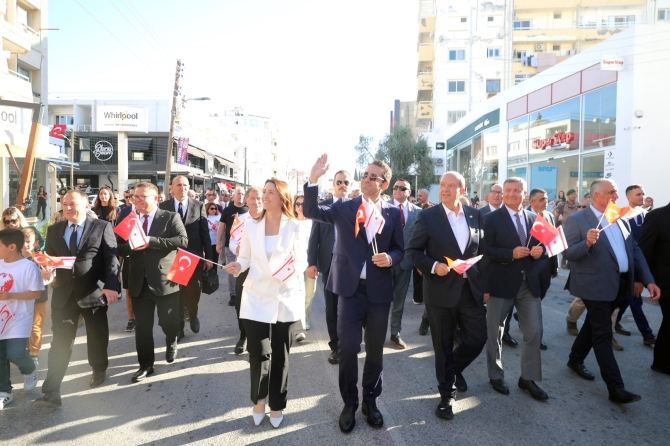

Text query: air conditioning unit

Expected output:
[435,158,444,166]
[535,44,544,51]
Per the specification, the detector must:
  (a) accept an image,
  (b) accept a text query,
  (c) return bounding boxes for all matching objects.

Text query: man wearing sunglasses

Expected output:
[204,188,224,214]
[304,154,404,433]
[388,179,421,349]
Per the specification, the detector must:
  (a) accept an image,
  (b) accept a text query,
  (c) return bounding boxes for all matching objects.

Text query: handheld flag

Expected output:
[272,252,296,282]
[530,214,559,246]
[166,248,200,286]
[620,206,646,221]
[546,226,568,257]
[230,214,245,242]
[114,212,140,240]
[445,255,483,275]
[128,218,149,250]
[31,253,76,269]
[364,204,385,242]
[354,203,367,238]
[603,201,629,225]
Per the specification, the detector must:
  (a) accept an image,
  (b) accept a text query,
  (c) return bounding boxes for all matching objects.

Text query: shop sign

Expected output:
[96,106,148,133]
[176,137,189,165]
[532,132,575,150]
[601,55,624,71]
[93,140,114,161]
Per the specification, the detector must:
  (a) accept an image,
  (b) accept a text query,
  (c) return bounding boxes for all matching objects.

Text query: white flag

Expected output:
[546,225,568,257]
[129,218,149,249]
[364,203,385,243]
[272,252,296,283]
[620,206,646,221]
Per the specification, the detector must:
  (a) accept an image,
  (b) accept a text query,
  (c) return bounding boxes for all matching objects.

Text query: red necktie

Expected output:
[142,215,149,235]
[399,204,405,229]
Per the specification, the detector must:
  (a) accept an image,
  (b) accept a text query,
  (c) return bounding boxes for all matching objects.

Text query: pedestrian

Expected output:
[557,190,566,203]
[479,184,502,216]
[21,227,50,366]
[34,190,120,408]
[205,203,220,264]
[553,188,580,269]
[36,186,48,221]
[217,188,248,307]
[0,229,43,410]
[92,186,120,225]
[293,194,314,343]
[204,188,224,214]
[222,178,307,429]
[1,207,28,230]
[644,196,654,211]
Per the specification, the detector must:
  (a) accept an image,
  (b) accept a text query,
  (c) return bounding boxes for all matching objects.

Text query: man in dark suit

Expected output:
[159,175,212,339]
[479,183,503,216]
[564,178,660,403]
[483,177,548,400]
[120,182,188,382]
[34,190,120,408]
[406,172,487,420]
[306,170,351,364]
[614,184,655,345]
[304,155,404,433]
[638,202,670,376]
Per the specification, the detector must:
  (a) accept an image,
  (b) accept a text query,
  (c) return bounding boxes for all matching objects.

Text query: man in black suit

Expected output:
[306,169,351,365]
[479,184,503,216]
[483,177,548,400]
[638,201,670,376]
[159,175,212,339]
[406,172,487,420]
[34,190,120,408]
[120,182,188,383]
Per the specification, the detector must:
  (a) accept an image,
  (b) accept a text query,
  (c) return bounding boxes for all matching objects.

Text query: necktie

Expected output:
[178,201,184,220]
[142,215,149,235]
[637,214,643,226]
[69,224,78,256]
[399,204,405,229]
[515,213,527,246]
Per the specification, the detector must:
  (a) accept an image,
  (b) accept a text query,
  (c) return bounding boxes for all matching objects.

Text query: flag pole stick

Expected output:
[596,211,606,229]
[178,249,226,268]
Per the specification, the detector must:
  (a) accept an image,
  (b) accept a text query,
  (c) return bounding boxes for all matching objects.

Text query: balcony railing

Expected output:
[8,69,29,82]
[418,101,433,119]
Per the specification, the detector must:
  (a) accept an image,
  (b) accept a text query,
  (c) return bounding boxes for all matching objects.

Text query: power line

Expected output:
[119,0,177,60]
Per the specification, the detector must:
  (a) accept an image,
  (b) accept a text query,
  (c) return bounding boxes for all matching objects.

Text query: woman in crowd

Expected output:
[644,196,654,211]
[223,179,306,429]
[36,186,48,221]
[92,186,120,225]
[292,194,315,343]
[206,203,221,264]
[557,190,566,203]
[1,207,29,230]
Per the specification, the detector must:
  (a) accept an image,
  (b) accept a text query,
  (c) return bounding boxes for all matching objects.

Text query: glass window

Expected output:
[507,166,527,184]
[445,148,456,172]
[659,9,670,20]
[529,155,579,210]
[486,79,501,93]
[581,153,605,195]
[449,50,466,61]
[478,127,500,196]
[487,48,500,58]
[79,151,90,162]
[447,110,466,124]
[456,140,472,188]
[128,138,154,161]
[513,20,532,29]
[16,4,31,27]
[528,97,581,161]
[508,115,529,165]
[582,83,616,150]
[448,81,465,93]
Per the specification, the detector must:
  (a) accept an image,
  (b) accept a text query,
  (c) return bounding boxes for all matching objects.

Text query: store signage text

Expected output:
[532,132,575,150]
[474,119,490,132]
[601,55,624,71]
[93,140,114,161]
[0,110,17,124]
[96,105,148,133]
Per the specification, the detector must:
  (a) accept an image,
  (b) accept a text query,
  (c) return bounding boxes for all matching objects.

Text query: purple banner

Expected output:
[176,137,189,165]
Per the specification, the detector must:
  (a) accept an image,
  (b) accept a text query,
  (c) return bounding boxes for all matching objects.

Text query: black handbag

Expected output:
[202,267,219,295]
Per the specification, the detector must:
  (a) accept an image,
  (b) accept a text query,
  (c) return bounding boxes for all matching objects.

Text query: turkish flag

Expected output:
[114,212,140,240]
[354,202,367,238]
[530,214,559,246]
[272,252,296,282]
[445,255,483,274]
[603,202,630,225]
[31,253,76,269]
[166,249,200,286]
[49,124,66,139]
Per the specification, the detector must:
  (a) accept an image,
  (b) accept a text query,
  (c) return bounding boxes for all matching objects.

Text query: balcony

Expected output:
[418,43,434,62]
[514,0,646,9]
[513,24,643,44]
[1,20,31,54]
[417,101,433,119]
[418,0,435,32]
[0,70,32,100]
[417,72,434,91]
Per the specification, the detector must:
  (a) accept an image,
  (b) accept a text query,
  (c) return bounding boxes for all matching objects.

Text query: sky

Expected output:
[48,0,419,174]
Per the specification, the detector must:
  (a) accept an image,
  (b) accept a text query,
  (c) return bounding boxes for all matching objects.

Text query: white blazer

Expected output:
[235,215,308,324]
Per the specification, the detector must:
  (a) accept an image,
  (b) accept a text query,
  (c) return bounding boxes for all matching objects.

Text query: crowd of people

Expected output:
[0,159,667,437]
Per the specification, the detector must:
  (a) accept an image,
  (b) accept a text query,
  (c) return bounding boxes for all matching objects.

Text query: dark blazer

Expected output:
[483,207,544,299]
[628,212,644,243]
[638,203,670,290]
[536,210,559,298]
[119,209,188,298]
[406,204,487,307]
[303,184,404,302]
[479,204,498,216]
[46,217,120,309]
[307,198,335,274]
[389,199,421,270]
[160,198,212,261]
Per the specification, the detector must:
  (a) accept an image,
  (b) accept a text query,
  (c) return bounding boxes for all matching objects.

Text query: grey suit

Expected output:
[389,199,421,336]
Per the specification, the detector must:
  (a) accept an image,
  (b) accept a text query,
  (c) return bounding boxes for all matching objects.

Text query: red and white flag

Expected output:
[546,225,568,257]
[128,218,149,249]
[272,252,296,283]
[530,214,559,246]
[230,214,245,242]
[354,202,367,238]
[364,204,385,243]
[166,248,200,286]
[445,255,483,275]
[31,253,76,269]
[114,212,140,240]
[604,201,629,225]
[620,206,646,221]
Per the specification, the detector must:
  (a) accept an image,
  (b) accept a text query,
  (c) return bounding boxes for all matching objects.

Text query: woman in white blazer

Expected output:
[223,178,307,429]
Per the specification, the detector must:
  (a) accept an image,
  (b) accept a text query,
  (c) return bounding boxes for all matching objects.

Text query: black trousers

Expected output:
[36,200,47,220]
[653,291,669,370]
[242,318,297,411]
[569,275,627,390]
[234,269,248,340]
[131,279,180,368]
[179,263,202,330]
[322,269,339,352]
[42,299,109,394]
[426,283,487,400]
[413,268,423,303]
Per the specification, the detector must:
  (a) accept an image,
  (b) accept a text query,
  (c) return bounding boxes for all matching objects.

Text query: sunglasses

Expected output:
[208,207,218,211]
[295,202,304,207]
[362,172,384,182]
[3,218,18,225]
[336,180,350,186]
[393,186,408,191]
[577,205,587,209]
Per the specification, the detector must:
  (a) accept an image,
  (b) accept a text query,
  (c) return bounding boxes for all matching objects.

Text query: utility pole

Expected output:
[164,59,183,190]
[243,147,248,188]
[70,127,75,188]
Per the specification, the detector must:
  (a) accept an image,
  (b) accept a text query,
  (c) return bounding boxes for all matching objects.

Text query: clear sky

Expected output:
[48,0,419,173]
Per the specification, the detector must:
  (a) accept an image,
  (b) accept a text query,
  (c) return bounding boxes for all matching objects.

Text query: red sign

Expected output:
[532,131,575,150]
[49,124,67,139]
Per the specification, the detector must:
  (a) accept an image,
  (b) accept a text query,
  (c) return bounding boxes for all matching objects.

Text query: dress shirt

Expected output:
[63,218,86,248]
[432,204,469,276]
[174,196,189,218]
[506,205,527,239]
[360,197,385,280]
[394,200,409,222]
[590,205,629,273]
[332,196,340,253]
[139,208,159,235]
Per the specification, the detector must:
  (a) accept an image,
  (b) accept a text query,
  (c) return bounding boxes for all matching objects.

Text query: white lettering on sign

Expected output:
[93,141,114,161]
[474,119,490,132]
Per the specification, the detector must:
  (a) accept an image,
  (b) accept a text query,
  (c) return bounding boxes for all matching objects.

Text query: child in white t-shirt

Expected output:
[0,229,45,409]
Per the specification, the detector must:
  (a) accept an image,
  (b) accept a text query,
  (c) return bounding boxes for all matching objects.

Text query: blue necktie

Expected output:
[515,213,527,246]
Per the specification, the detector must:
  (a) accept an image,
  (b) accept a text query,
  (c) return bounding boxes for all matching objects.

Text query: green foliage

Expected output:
[39,220,50,241]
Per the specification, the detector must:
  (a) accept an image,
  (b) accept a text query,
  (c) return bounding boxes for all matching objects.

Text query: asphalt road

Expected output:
[4,269,668,445]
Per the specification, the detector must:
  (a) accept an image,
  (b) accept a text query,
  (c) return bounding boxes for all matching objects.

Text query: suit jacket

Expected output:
[479,204,500,216]
[307,198,335,274]
[303,183,404,302]
[536,210,559,297]
[160,198,212,261]
[483,207,544,299]
[389,199,421,270]
[119,209,188,298]
[563,206,654,301]
[628,212,644,243]
[46,218,120,309]
[406,204,487,307]
[235,215,308,324]
[638,203,670,291]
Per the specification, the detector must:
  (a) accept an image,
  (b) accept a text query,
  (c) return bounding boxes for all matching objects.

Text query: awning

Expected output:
[187,146,207,158]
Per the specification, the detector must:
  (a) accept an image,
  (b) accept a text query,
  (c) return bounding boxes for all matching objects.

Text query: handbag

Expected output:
[201,267,220,295]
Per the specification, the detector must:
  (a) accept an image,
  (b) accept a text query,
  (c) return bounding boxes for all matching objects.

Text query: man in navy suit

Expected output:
[614,184,656,345]
[304,154,404,434]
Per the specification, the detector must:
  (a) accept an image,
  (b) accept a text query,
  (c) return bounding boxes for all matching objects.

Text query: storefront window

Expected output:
[581,153,605,195]
[508,115,529,164]
[528,97,581,161]
[445,148,456,172]
[529,156,579,209]
[507,166,527,184]
[456,140,472,186]
[582,84,616,150]
[475,126,500,195]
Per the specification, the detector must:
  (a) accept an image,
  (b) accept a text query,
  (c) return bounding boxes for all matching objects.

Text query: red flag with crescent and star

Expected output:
[529,214,559,246]
[31,253,76,269]
[166,248,200,286]
[354,202,367,238]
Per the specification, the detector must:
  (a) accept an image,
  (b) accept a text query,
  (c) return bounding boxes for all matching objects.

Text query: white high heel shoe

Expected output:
[269,411,283,428]
[252,407,266,426]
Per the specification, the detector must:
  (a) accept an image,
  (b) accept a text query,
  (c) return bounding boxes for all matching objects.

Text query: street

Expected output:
[4,269,667,445]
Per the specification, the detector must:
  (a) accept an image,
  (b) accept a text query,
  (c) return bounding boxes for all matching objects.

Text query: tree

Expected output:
[353,125,435,192]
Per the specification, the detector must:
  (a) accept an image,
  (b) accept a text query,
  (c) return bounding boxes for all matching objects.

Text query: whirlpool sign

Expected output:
[96,106,148,133]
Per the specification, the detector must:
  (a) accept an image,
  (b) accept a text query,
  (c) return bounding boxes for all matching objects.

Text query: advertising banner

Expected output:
[176,137,189,165]
[96,106,148,133]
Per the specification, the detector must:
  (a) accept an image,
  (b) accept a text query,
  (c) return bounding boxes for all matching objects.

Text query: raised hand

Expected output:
[309,154,330,184]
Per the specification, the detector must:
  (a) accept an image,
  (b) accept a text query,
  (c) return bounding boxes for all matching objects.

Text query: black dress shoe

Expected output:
[190,316,200,333]
[455,373,467,392]
[419,318,429,336]
[228,295,236,307]
[131,367,155,383]
[567,361,595,380]
[513,312,519,322]
[490,378,510,395]
[361,401,384,428]
[609,388,641,404]
[651,365,670,376]
[234,337,246,355]
[177,330,185,341]
[540,340,547,350]
[33,392,62,408]
[502,333,518,347]
[89,370,106,388]
[339,403,358,433]
[615,323,631,336]
[518,377,548,400]
[328,350,339,365]
[166,343,178,363]
[435,398,454,420]
[390,335,406,349]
